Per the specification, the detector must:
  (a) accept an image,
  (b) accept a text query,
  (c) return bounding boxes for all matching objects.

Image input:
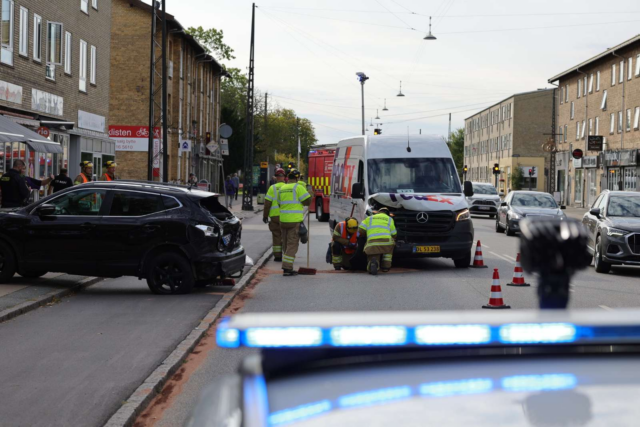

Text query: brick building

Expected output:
[464,90,554,194]
[0,0,113,182]
[109,0,226,189]
[549,34,640,208]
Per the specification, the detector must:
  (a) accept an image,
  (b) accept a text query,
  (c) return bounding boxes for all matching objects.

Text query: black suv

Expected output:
[0,181,245,294]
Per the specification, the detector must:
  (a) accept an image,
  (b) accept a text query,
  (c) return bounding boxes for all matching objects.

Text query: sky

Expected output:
[165,0,640,145]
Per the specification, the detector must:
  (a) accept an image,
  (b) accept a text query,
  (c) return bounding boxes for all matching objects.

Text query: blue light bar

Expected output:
[338,386,412,409]
[415,325,491,345]
[420,378,494,397]
[501,374,577,392]
[268,400,332,426]
[499,323,577,344]
[245,327,323,348]
[216,320,240,348]
[331,326,407,346]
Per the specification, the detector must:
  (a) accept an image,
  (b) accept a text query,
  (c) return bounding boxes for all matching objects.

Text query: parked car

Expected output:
[582,190,640,273]
[467,182,501,218]
[496,190,566,236]
[0,181,245,294]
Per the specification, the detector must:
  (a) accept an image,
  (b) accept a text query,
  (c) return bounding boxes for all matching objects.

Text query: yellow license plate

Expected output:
[413,246,440,253]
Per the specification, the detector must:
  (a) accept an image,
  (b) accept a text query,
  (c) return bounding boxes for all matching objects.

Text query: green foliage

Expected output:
[511,166,524,190]
[185,26,235,62]
[447,128,464,173]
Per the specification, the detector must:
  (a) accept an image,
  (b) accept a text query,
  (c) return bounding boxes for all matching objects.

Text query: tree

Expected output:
[447,128,464,173]
[511,166,524,190]
[185,26,235,62]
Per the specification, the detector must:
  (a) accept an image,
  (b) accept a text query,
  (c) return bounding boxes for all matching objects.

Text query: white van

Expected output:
[329,134,475,268]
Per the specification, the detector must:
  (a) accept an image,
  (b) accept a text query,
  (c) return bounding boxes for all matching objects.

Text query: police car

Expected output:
[188,218,637,426]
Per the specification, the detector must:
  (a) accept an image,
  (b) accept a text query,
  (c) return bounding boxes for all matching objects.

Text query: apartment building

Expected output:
[109,0,227,188]
[464,90,554,194]
[549,34,640,208]
[0,0,112,181]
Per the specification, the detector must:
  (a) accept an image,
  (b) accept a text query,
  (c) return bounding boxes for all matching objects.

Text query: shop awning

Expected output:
[0,114,63,154]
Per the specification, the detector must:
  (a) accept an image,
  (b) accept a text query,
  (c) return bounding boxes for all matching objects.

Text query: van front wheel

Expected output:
[453,252,471,268]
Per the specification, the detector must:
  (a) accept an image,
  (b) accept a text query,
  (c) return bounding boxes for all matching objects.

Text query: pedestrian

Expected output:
[331,217,359,270]
[49,168,74,194]
[74,161,94,185]
[232,172,240,200]
[263,168,287,262]
[0,160,53,208]
[225,175,235,209]
[188,173,197,185]
[358,207,397,275]
[100,161,117,181]
[276,169,312,276]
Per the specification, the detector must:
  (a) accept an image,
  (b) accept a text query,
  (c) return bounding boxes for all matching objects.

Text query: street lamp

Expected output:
[424,16,437,40]
[382,99,389,111]
[375,109,380,120]
[397,81,405,97]
[356,72,369,136]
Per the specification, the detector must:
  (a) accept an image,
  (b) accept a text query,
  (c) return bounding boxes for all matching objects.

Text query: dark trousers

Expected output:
[234,188,239,200]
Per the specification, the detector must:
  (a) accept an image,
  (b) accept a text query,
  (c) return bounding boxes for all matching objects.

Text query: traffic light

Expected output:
[374,128,382,135]
[463,165,468,173]
[493,163,500,175]
[529,168,534,177]
[287,162,296,171]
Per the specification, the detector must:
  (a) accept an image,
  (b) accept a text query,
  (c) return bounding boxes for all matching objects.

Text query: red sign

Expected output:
[572,149,584,160]
[37,126,50,138]
[108,125,160,139]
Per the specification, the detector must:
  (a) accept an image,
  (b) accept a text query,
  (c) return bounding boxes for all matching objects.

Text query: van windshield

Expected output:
[367,158,461,194]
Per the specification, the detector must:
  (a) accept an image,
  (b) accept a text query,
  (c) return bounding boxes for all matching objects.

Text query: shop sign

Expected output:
[37,127,50,138]
[573,158,583,168]
[110,125,161,151]
[588,136,604,151]
[0,80,23,105]
[31,89,63,116]
[78,110,105,132]
[605,149,638,167]
[583,156,598,168]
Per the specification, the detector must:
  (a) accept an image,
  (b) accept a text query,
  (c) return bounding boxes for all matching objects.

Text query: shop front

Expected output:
[584,156,600,207]
[555,152,570,205]
[604,149,638,192]
[71,111,114,180]
[573,159,584,208]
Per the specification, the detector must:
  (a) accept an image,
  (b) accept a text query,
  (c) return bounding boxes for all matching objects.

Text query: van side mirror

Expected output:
[463,181,474,197]
[561,205,567,210]
[351,182,364,200]
[35,204,56,216]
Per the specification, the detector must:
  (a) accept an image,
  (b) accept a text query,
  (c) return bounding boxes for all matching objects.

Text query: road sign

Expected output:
[260,162,268,168]
[219,124,233,138]
[179,140,191,152]
[572,149,584,160]
[220,141,229,156]
[37,127,50,138]
[206,142,217,153]
[588,136,603,151]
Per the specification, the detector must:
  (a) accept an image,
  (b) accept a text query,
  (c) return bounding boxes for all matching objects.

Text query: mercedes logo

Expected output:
[416,212,429,223]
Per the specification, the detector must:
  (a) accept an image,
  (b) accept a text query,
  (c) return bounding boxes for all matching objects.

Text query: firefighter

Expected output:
[276,169,311,276]
[101,161,117,181]
[331,218,359,270]
[263,168,287,262]
[74,161,94,185]
[358,207,397,275]
[297,174,307,188]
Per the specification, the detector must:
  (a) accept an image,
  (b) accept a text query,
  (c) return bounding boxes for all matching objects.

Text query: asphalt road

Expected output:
[147,214,640,427]
[0,212,272,427]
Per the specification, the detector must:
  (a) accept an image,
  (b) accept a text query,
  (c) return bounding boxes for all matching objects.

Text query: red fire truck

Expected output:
[307,144,336,222]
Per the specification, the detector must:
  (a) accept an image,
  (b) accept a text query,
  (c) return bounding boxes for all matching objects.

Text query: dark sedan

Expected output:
[582,190,640,273]
[496,191,566,236]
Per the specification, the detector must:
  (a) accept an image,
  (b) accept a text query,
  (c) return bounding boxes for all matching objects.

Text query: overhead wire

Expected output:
[374,0,416,29]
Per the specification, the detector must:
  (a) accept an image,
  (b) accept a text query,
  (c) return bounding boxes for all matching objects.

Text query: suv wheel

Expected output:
[20,270,48,279]
[505,220,515,236]
[453,252,471,268]
[316,199,329,222]
[594,236,611,274]
[146,252,195,295]
[0,241,16,283]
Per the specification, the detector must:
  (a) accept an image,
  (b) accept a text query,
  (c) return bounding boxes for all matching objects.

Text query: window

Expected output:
[81,0,88,14]
[560,86,564,104]
[79,39,87,91]
[629,57,634,80]
[620,60,624,83]
[558,126,563,142]
[46,22,62,80]
[588,74,593,93]
[1,0,14,65]
[627,109,632,131]
[610,113,615,134]
[570,102,575,119]
[109,191,167,217]
[64,31,71,74]
[581,120,586,139]
[564,124,567,142]
[595,117,599,135]
[636,54,640,76]
[577,78,581,98]
[48,189,106,216]
[601,90,607,110]
[565,84,568,102]
[584,76,587,96]
[635,107,640,130]
[589,118,593,136]
[92,0,97,10]
[18,6,27,56]
[612,63,616,86]
[618,111,623,133]
[32,14,41,61]
[90,45,96,84]
[576,122,581,140]
[596,71,600,91]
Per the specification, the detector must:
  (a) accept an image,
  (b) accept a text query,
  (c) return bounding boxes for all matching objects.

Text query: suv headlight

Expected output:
[456,209,470,221]
[607,228,630,237]
[196,224,217,237]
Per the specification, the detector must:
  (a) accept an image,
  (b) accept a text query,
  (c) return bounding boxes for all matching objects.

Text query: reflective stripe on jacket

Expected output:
[277,182,311,223]
[359,213,397,243]
[333,221,358,254]
[265,182,285,217]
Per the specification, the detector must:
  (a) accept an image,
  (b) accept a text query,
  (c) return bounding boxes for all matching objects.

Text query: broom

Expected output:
[298,212,317,275]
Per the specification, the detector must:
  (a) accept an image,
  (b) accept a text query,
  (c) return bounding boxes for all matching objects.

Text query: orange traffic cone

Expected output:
[471,240,488,268]
[507,253,531,287]
[482,269,511,309]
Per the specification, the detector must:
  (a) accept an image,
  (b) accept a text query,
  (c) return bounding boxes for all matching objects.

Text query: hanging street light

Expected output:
[370,118,374,127]
[383,99,389,111]
[375,109,380,120]
[424,16,437,40]
[397,81,405,97]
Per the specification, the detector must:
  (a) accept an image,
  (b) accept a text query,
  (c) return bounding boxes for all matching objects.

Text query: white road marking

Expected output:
[490,251,512,262]
[481,243,490,248]
[569,289,576,293]
[599,305,613,311]
[503,255,516,262]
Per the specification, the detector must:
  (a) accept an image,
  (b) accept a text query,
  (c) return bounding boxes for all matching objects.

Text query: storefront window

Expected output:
[608,170,620,191]
[587,169,598,206]
[575,170,583,203]
[624,168,637,191]
[39,152,46,179]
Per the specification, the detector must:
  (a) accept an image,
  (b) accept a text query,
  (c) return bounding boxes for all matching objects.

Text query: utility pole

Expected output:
[448,113,452,143]
[242,3,256,211]
[161,0,168,182]
[356,72,369,135]
[296,117,300,168]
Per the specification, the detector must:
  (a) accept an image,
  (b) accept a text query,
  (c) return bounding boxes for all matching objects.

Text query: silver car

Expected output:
[466,182,501,218]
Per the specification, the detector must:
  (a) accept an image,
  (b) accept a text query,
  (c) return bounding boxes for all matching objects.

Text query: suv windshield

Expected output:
[473,185,497,195]
[512,193,558,208]
[608,195,640,217]
[367,158,461,194]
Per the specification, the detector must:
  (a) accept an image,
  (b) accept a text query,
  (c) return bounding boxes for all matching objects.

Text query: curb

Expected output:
[104,247,274,427]
[0,276,104,325]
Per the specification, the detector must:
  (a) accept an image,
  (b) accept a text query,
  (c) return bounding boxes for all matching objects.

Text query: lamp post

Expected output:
[356,72,369,136]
